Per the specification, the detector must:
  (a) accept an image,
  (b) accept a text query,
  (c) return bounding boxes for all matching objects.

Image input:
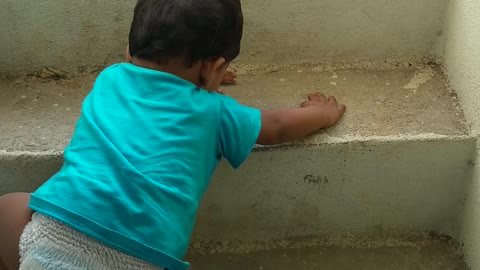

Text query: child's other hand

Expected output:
[216,70,237,94]
[301,92,346,128]
[221,70,237,84]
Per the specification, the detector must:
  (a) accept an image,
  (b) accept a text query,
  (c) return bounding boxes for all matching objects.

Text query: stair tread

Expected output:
[187,244,466,270]
[0,65,468,152]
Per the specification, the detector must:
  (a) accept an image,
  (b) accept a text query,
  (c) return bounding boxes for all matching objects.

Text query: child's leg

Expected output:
[0,193,33,270]
[0,260,7,270]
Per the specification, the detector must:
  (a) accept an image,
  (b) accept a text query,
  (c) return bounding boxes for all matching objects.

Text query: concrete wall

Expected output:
[444,0,480,134]
[0,0,134,73]
[241,0,447,65]
[444,0,480,269]
[1,0,448,73]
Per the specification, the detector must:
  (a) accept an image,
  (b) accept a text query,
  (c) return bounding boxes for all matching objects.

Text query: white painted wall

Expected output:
[1,0,448,73]
[444,0,480,269]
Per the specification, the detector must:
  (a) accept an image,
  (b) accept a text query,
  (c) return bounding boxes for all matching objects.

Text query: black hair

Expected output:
[128,0,243,67]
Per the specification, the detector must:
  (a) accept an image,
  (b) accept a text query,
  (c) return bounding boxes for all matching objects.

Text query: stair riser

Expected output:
[0,0,448,73]
[1,138,474,240]
[193,138,475,242]
[0,153,62,195]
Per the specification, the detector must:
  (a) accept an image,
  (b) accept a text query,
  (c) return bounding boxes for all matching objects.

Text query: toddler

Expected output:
[0,0,345,269]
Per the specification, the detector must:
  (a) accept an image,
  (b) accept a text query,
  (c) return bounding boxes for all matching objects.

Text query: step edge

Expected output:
[188,231,461,255]
[254,133,475,152]
[0,134,474,156]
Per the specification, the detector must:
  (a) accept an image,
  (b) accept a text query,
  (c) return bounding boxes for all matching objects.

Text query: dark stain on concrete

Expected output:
[302,174,329,187]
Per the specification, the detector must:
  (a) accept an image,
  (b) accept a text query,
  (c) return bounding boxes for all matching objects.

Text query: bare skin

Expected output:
[257,92,345,145]
[0,193,33,270]
[217,70,237,94]
[221,70,237,84]
[125,46,236,93]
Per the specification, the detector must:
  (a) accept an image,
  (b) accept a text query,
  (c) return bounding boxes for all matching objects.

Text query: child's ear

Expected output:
[200,58,227,79]
[200,57,227,91]
[212,57,226,73]
[201,58,226,74]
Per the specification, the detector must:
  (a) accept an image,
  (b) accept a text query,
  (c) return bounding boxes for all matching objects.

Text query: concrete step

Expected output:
[187,237,466,270]
[1,0,448,73]
[0,64,469,153]
[0,64,474,266]
[198,64,474,244]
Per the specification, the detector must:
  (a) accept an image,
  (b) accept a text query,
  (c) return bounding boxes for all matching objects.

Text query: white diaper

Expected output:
[19,213,163,270]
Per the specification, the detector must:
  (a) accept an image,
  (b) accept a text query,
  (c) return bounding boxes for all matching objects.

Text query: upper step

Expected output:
[0,64,468,153]
[0,0,448,73]
[229,64,467,139]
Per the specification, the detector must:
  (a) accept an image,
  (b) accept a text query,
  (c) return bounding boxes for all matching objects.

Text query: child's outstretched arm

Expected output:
[257,92,346,145]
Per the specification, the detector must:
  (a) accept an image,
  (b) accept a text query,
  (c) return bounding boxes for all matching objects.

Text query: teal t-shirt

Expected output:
[29,63,261,270]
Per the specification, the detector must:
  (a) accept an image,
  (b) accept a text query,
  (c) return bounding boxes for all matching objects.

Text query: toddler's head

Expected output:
[128,0,243,91]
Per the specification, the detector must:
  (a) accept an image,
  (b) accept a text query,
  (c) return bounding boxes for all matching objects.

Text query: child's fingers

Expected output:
[308,92,326,101]
[221,71,237,84]
[328,96,337,104]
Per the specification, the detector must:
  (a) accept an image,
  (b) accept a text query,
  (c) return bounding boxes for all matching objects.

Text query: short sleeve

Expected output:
[217,95,262,169]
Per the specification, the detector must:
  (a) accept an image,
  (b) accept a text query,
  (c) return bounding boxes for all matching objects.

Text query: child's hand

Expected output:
[221,70,237,84]
[216,70,237,94]
[300,92,346,128]
[257,92,345,145]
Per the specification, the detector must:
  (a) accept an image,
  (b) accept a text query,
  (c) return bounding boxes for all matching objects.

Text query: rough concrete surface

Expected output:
[240,0,448,64]
[443,0,480,269]
[225,65,467,139]
[0,65,468,153]
[187,243,466,270]
[0,0,134,73]
[0,153,62,194]
[0,0,448,72]
[193,139,474,243]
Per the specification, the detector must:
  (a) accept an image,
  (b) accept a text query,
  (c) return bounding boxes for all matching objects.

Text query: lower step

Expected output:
[187,232,466,269]
[187,243,466,270]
